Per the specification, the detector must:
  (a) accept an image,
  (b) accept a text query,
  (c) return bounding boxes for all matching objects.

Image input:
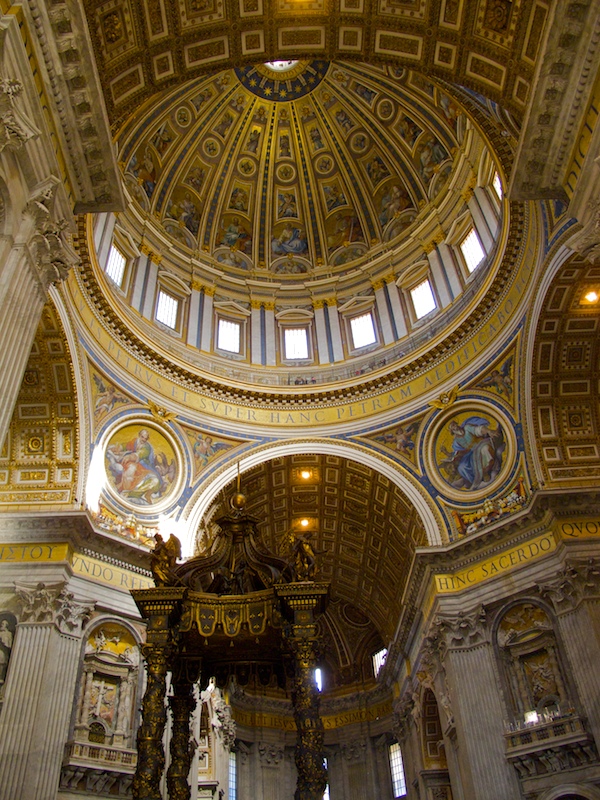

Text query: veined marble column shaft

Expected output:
[0,622,83,800]
[443,643,520,800]
[0,250,46,449]
[554,601,600,746]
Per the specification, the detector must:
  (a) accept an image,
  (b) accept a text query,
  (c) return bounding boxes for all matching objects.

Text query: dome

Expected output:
[98,60,505,387]
[119,61,464,273]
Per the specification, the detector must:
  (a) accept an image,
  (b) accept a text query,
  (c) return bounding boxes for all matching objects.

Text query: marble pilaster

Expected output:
[0,583,93,800]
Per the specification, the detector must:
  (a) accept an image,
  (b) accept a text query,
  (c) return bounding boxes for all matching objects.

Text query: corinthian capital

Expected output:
[14,581,94,634]
[430,604,488,653]
[0,75,38,153]
[31,216,80,287]
[537,557,600,613]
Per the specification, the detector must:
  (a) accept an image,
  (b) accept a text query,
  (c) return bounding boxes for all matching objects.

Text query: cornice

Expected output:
[24,0,124,212]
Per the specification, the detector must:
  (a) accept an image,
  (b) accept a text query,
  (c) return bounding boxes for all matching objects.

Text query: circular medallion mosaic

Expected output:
[426,403,515,501]
[104,420,183,511]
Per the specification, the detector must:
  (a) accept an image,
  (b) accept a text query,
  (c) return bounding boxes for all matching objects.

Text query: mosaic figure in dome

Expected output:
[477,355,514,397]
[191,87,213,112]
[128,147,156,197]
[335,109,354,133]
[418,136,449,183]
[309,127,325,150]
[379,183,411,226]
[216,251,248,269]
[185,165,206,192]
[167,193,200,235]
[92,373,129,420]
[374,422,418,455]
[365,155,389,187]
[272,225,308,255]
[354,83,376,104]
[332,244,367,265]
[219,216,252,253]
[273,259,308,274]
[245,128,260,153]
[230,94,246,113]
[439,93,460,128]
[192,433,231,468]
[214,112,234,138]
[438,415,505,491]
[397,114,422,147]
[151,123,173,157]
[229,186,249,213]
[323,183,347,212]
[279,133,291,157]
[278,191,298,218]
[326,213,364,252]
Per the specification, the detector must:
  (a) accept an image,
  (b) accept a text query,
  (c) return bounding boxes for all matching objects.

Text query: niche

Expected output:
[496,602,570,720]
[74,621,141,749]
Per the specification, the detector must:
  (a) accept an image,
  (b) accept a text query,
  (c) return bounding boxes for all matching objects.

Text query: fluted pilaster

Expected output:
[443,642,520,799]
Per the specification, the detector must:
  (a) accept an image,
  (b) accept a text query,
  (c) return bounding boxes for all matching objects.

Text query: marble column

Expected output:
[386,281,408,339]
[313,302,330,365]
[0,180,79,449]
[426,245,459,307]
[141,252,160,320]
[93,211,116,268]
[187,282,203,348]
[373,281,395,345]
[325,302,344,362]
[538,557,600,747]
[467,195,494,253]
[0,582,93,800]
[263,304,277,365]
[433,610,521,800]
[251,302,263,364]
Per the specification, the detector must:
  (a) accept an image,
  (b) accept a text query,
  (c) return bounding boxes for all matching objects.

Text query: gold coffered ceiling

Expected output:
[532,254,600,489]
[83,0,547,126]
[210,453,427,642]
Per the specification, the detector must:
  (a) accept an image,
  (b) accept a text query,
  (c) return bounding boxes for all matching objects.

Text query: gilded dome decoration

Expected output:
[118,61,464,276]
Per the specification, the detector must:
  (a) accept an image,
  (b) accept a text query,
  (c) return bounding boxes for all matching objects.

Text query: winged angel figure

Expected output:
[150,533,182,586]
[477,355,513,397]
[93,373,129,419]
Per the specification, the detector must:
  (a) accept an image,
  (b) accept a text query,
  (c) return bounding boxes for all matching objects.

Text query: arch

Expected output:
[81,614,144,650]
[537,785,600,800]
[180,438,443,557]
[522,242,574,486]
[49,286,91,510]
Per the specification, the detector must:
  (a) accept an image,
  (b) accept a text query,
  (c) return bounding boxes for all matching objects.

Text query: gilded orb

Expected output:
[230,491,247,512]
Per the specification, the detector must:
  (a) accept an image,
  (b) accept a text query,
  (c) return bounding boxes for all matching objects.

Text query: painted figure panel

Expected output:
[435,413,506,491]
[105,423,178,507]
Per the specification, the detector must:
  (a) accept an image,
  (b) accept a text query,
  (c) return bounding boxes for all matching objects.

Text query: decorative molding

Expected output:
[258,742,284,765]
[0,76,38,153]
[392,692,413,741]
[25,0,124,211]
[340,740,366,761]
